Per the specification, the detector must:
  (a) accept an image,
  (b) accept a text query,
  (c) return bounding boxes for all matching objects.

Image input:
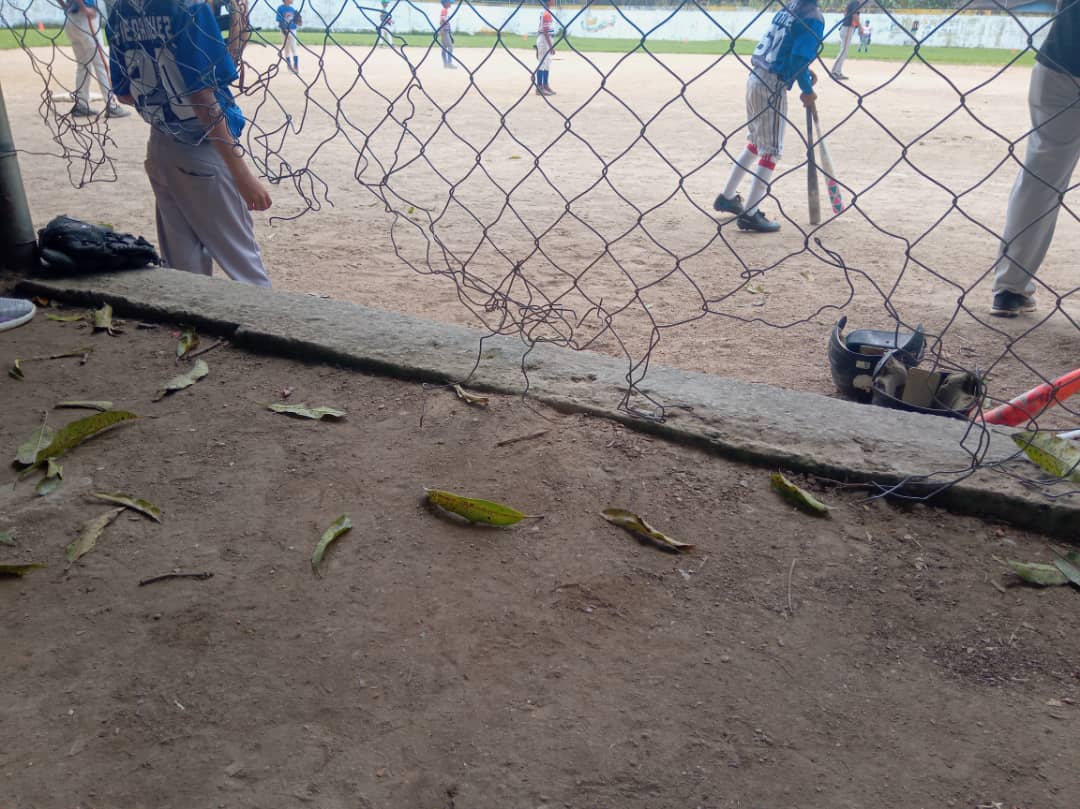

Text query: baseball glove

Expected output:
[294,11,302,26]
[37,216,161,274]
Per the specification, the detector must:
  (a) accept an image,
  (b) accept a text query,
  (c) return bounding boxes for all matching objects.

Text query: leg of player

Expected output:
[145,135,214,276]
[734,73,782,232]
[88,19,128,117]
[64,12,96,116]
[990,62,1080,316]
[714,143,756,215]
[282,30,297,72]
[145,129,271,287]
[831,25,852,80]
[737,153,780,232]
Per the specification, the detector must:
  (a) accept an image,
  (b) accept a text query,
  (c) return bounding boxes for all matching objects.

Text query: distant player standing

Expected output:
[438,0,456,68]
[831,0,862,80]
[989,0,1080,316]
[535,0,555,96]
[712,0,823,233]
[60,0,129,117]
[377,0,394,47]
[857,19,871,52]
[107,0,273,286]
[277,0,300,73]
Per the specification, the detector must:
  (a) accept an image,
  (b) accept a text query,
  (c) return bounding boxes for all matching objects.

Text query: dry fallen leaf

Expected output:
[66,507,124,562]
[601,508,693,552]
[425,488,532,526]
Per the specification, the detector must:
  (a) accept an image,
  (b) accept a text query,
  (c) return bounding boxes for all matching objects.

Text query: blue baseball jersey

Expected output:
[107,0,245,145]
[276,4,298,30]
[751,0,824,94]
[65,0,98,13]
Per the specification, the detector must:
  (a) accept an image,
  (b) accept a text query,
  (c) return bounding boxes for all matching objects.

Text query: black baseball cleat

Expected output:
[736,210,781,233]
[989,290,1036,317]
[713,192,744,215]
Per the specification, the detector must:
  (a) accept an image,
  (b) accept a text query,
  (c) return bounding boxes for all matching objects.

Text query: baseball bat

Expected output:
[811,105,844,214]
[980,367,1080,426]
[806,105,820,226]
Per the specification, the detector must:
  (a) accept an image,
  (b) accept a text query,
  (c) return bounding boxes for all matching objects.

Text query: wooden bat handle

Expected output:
[806,104,821,226]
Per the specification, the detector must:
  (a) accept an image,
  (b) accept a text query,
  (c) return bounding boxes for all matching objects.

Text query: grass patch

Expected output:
[0,27,70,48]
[2,25,1037,68]
[285,29,1039,67]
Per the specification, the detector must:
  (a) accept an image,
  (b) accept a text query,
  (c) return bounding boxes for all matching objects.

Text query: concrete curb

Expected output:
[12,268,1079,538]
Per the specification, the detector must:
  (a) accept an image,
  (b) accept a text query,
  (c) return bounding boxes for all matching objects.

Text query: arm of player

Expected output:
[793,16,825,107]
[189,87,271,212]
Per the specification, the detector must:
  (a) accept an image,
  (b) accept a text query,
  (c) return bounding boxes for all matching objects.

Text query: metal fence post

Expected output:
[0,81,38,271]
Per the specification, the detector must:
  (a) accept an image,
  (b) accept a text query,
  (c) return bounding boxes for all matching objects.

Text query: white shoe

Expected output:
[0,298,35,332]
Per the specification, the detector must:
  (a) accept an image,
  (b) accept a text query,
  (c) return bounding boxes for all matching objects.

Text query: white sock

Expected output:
[723,145,758,199]
[744,158,776,215]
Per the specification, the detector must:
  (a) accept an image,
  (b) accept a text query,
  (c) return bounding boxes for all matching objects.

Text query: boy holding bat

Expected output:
[714,0,823,233]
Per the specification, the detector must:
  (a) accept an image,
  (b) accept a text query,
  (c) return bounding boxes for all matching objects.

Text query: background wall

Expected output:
[0,0,1054,51]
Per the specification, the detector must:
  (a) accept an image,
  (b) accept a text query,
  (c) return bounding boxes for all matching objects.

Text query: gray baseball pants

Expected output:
[144,127,271,287]
[993,62,1080,297]
[832,24,855,76]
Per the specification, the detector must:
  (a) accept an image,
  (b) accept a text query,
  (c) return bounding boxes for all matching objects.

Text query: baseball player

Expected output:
[106,0,272,287]
[438,0,456,69]
[831,0,862,81]
[377,0,394,47]
[713,0,823,233]
[535,0,555,96]
[277,0,300,73]
[59,0,129,117]
[857,19,871,52]
[989,0,1080,316]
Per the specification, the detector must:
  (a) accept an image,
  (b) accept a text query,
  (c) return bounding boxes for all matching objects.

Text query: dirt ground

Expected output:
[2,308,1078,809]
[4,44,1079,423]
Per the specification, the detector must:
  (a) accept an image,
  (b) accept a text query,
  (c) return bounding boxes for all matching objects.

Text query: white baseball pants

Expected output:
[64,10,113,107]
[145,127,271,287]
[993,63,1080,297]
[282,30,298,60]
[746,69,787,158]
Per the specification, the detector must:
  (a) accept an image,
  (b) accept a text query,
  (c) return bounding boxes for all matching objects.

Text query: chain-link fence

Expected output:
[1,0,1078,498]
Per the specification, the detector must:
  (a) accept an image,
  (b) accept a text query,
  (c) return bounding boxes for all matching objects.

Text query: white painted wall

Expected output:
[0,0,1053,51]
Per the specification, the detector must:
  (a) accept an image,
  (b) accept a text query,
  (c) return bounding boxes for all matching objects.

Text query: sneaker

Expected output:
[736,210,781,233]
[542,86,556,95]
[70,102,95,117]
[0,297,35,332]
[713,192,744,215]
[106,104,131,118]
[832,72,849,81]
[990,290,1036,317]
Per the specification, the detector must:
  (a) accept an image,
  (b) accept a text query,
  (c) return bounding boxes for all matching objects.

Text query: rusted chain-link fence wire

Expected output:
[2,0,1079,498]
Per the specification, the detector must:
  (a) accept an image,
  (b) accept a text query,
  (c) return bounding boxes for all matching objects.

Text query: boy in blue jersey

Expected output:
[277,0,299,73]
[106,0,272,286]
[714,0,823,233]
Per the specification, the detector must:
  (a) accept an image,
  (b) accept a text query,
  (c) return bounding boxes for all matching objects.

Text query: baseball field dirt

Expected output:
[2,308,1078,808]
[3,45,1078,424]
